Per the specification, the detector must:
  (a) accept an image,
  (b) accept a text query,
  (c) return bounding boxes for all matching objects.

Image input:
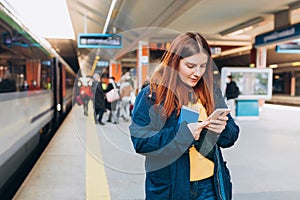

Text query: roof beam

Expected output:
[115,0,201,59]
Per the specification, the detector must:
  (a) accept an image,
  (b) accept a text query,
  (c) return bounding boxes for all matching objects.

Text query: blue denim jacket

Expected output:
[129,86,239,200]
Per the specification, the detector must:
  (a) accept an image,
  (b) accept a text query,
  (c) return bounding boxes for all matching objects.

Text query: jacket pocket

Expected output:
[146,170,171,199]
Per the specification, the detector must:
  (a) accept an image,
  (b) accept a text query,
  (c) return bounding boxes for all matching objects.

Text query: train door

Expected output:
[296,71,300,96]
[52,58,63,128]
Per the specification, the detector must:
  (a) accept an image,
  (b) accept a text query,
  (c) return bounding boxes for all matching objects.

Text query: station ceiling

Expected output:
[47,0,300,73]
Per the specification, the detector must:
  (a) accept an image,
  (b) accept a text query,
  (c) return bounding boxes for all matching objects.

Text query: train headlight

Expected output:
[77,81,82,87]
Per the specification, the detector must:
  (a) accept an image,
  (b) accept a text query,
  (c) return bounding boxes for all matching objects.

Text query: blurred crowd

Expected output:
[76,72,136,125]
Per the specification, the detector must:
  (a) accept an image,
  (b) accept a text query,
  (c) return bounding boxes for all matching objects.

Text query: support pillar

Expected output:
[256,47,267,69]
[291,72,296,96]
[109,59,122,81]
[137,40,149,90]
[256,47,268,108]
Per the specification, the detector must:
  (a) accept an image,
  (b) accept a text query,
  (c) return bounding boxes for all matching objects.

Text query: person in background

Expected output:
[225,75,239,118]
[29,80,41,90]
[124,71,134,88]
[93,73,106,125]
[104,76,119,124]
[78,76,93,116]
[129,32,239,200]
[0,70,16,93]
[21,80,29,91]
[119,74,133,121]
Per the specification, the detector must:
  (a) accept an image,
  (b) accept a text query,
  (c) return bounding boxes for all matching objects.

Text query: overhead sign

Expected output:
[97,60,109,67]
[78,33,122,48]
[275,42,300,53]
[255,23,300,47]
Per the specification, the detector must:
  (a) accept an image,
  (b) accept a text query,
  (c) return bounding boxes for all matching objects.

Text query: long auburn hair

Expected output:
[150,32,215,117]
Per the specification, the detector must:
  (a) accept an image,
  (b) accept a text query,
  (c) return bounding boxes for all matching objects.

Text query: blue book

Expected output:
[178,105,199,124]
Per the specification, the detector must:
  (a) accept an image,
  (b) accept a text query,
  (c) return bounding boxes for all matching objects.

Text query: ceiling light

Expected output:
[226,26,254,36]
[220,17,264,36]
[269,64,278,68]
[249,63,255,68]
[103,0,118,34]
[292,62,300,66]
[289,1,300,10]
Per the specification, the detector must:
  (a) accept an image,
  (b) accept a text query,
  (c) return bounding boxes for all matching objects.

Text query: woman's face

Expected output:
[178,52,208,87]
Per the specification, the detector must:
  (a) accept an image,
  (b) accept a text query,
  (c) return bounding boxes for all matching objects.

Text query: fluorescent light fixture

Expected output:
[211,45,252,58]
[289,1,300,10]
[226,26,254,36]
[103,0,118,34]
[269,64,278,68]
[292,62,300,66]
[5,0,75,39]
[220,17,264,36]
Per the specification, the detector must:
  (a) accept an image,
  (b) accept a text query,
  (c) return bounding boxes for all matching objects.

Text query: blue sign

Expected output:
[255,23,300,47]
[97,60,109,67]
[78,33,122,48]
[275,43,300,53]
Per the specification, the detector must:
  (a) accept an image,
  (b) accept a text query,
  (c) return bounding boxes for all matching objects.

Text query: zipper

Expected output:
[215,147,224,200]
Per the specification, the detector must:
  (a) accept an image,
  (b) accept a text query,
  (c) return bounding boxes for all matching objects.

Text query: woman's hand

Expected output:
[205,115,228,134]
[187,121,210,140]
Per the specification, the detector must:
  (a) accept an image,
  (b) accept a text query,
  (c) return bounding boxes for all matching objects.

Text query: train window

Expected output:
[1,8,75,94]
[41,60,52,90]
[0,15,52,92]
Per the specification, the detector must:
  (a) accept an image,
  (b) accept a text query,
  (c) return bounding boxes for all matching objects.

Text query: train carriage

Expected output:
[0,3,76,196]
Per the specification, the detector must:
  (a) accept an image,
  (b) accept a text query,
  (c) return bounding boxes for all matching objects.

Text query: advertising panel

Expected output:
[221,67,273,100]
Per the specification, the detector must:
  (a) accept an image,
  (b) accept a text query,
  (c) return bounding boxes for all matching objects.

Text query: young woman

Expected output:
[129,32,239,200]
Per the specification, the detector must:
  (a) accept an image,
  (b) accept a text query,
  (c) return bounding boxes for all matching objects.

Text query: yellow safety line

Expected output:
[85,114,111,200]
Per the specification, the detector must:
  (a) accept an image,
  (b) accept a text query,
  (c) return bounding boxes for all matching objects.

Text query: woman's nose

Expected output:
[193,66,201,76]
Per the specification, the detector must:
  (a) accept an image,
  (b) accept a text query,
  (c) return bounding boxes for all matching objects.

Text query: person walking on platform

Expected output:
[104,76,119,124]
[119,75,133,121]
[78,77,93,116]
[225,75,239,118]
[129,32,239,200]
[93,73,106,125]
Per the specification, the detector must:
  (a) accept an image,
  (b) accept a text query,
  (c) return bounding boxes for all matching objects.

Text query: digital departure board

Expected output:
[275,42,300,53]
[78,33,122,48]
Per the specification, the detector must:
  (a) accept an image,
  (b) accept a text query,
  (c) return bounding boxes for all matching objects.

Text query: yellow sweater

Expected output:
[189,101,214,181]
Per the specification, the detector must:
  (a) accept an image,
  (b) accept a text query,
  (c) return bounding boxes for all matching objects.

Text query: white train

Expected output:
[0,4,77,197]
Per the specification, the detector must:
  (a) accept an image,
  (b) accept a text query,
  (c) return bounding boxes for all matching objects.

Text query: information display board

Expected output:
[221,67,273,100]
[78,33,122,48]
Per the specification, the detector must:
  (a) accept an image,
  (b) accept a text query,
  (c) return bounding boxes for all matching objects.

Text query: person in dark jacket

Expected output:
[92,73,106,125]
[0,70,16,93]
[225,75,239,118]
[129,32,239,200]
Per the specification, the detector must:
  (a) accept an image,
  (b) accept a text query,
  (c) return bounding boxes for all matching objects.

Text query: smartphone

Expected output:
[206,108,230,120]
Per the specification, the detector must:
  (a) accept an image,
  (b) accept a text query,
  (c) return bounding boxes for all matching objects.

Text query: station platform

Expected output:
[13,103,300,200]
